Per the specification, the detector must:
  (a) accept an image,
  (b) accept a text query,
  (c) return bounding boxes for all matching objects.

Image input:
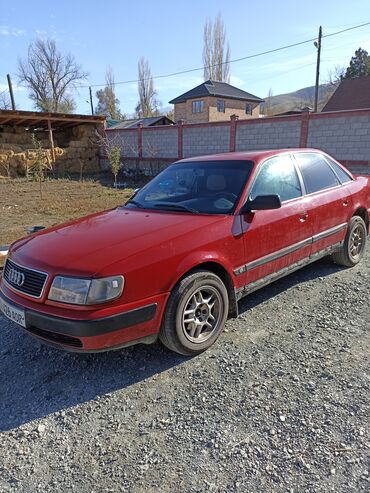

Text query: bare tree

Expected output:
[0,91,11,110]
[95,66,124,120]
[263,88,274,116]
[18,38,88,113]
[327,65,345,89]
[203,13,231,82]
[320,65,346,109]
[135,57,161,118]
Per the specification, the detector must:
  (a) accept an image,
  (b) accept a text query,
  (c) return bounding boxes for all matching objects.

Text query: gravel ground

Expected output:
[0,249,369,493]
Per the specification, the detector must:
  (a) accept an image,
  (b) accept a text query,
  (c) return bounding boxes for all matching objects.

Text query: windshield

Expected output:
[125,160,254,214]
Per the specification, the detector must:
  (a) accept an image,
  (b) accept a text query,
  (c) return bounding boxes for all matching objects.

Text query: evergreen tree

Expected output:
[344,48,370,78]
[95,67,124,120]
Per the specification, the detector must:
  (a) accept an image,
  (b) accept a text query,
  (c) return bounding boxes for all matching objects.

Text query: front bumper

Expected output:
[0,288,168,352]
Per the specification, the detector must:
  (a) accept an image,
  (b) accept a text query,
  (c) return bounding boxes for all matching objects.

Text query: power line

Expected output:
[10,20,370,91]
[78,21,370,89]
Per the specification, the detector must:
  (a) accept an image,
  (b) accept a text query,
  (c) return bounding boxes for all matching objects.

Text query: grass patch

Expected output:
[0,178,133,248]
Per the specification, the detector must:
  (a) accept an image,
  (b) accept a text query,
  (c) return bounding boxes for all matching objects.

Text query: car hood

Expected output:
[10,207,227,276]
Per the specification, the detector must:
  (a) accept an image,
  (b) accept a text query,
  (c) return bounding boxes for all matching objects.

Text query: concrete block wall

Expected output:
[307,114,370,161]
[236,119,301,151]
[108,129,138,157]
[105,109,370,175]
[142,127,178,158]
[183,124,230,157]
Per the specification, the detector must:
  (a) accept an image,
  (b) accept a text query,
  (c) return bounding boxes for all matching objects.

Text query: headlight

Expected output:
[48,275,124,305]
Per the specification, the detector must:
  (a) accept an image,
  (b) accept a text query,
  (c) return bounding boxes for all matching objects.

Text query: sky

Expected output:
[0,0,369,116]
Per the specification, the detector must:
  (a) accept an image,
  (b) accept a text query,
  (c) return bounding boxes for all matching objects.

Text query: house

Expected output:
[169,80,264,123]
[322,76,370,112]
[108,115,174,129]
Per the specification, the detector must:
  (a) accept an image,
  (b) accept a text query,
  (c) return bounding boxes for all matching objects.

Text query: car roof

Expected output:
[178,148,323,164]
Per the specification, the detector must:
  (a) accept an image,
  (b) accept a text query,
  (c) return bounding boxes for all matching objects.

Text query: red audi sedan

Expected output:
[1,149,369,355]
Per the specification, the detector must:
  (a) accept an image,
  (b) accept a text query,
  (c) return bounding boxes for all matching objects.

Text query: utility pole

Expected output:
[89,86,94,115]
[314,26,322,113]
[6,74,16,110]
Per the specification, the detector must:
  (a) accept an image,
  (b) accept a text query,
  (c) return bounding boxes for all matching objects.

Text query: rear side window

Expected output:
[250,155,302,202]
[294,153,340,194]
[324,156,353,184]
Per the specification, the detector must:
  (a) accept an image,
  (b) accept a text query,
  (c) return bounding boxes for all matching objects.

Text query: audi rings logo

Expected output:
[8,268,25,287]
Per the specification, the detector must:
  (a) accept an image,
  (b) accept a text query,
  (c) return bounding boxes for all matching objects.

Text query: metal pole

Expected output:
[314,26,322,113]
[6,74,16,110]
[89,86,94,115]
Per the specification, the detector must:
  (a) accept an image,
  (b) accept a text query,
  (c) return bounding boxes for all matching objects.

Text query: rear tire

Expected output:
[159,270,229,356]
[332,216,367,267]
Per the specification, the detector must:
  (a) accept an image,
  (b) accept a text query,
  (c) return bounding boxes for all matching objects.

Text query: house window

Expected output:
[245,103,253,115]
[192,101,204,113]
[217,100,225,113]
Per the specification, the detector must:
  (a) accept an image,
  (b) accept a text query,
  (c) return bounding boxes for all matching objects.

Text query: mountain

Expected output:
[263,84,335,114]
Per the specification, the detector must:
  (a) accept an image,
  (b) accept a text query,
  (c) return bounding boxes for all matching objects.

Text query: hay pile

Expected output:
[0,123,100,177]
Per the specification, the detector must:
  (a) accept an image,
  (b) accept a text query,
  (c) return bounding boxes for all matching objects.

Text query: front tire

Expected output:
[159,270,229,356]
[332,216,367,267]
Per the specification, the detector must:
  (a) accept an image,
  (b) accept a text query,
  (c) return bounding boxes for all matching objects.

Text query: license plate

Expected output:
[0,297,26,328]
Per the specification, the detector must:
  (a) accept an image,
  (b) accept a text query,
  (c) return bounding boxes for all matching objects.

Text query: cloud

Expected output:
[156,74,203,93]
[229,75,245,87]
[0,82,26,93]
[35,29,47,36]
[0,25,26,36]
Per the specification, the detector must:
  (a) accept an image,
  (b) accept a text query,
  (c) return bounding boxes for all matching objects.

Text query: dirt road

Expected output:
[0,250,369,492]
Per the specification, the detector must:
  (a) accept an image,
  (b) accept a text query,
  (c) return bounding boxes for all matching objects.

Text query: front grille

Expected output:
[4,259,48,298]
[26,326,83,348]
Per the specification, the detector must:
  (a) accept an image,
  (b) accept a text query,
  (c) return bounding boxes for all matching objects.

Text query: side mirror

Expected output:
[240,194,282,214]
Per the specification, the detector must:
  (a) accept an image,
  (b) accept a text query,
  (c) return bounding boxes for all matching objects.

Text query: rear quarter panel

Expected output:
[348,175,370,232]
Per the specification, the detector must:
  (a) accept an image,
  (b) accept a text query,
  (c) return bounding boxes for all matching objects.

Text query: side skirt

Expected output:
[235,242,343,301]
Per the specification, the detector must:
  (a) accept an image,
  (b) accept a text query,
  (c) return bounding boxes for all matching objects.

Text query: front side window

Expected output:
[245,103,253,115]
[192,100,204,113]
[126,160,254,214]
[294,153,340,194]
[217,100,225,112]
[250,155,302,202]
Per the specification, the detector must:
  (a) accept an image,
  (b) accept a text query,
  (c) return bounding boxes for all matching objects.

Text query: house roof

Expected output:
[275,107,312,116]
[322,76,370,112]
[109,116,174,129]
[0,109,105,129]
[169,80,264,104]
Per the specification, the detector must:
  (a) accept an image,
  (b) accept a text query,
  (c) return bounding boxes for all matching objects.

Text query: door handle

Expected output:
[299,211,308,222]
[342,200,349,207]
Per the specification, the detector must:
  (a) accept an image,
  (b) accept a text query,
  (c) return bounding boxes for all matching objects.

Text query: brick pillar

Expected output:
[229,114,239,152]
[299,109,310,148]
[177,119,184,160]
[138,123,143,158]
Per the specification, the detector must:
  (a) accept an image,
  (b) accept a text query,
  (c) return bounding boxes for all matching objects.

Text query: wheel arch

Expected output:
[353,207,369,232]
[175,261,238,319]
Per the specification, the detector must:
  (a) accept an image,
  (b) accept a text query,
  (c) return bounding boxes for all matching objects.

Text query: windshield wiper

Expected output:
[153,202,199,213]
[125,199,145,209]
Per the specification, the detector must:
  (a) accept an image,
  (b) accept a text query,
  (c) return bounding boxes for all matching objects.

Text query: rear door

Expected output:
[293,152,353,256]
[238,153,314,288]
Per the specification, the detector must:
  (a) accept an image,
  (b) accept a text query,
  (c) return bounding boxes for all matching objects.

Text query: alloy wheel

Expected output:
[181,286,222,343]
[349,225,365,259]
